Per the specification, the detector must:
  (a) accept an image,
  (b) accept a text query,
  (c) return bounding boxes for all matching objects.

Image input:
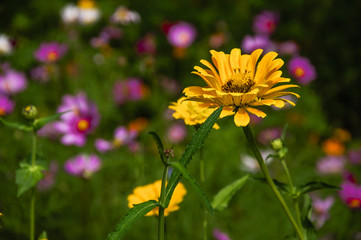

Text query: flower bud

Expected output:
[271,138,283,151]
[21,105,38,120]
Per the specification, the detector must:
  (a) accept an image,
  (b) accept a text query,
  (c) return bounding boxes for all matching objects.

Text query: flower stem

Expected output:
[242,126,304,240]
[158,159,169,240]
[199,148,207,240]
[30,130,37,240]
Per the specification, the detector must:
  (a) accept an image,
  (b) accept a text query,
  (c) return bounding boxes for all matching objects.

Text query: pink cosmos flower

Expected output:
[288,56,317,85]
[64,154,101,178]
[253,10,279,35]
[316,156,346,175]
[34,42,68,63]
[95,126,138,153]
[311,195,334,229]
[167,22,197,48]
[213,229,231,240]
[167,122,187,144]
[339,180,361,209]
[0,94,14,116]
[113,78,147,105]
[241,34,273,54]
[0,67,27,95]
[277,41,299,56]
[54,92,100,146]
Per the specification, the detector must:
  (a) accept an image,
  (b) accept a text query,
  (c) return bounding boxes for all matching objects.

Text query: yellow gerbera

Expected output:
[127,180,187,217]
[169,97,219,129]
[183,48,300,127]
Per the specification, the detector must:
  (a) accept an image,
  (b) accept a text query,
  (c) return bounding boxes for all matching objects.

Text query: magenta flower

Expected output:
[339,181,361,209]
[316,155,346,175]
[54,92,100,146]
[253,10,279,35]
[95,126,138,153]
[241,34,273,54]
[136,34,157,55]
[0,68,27,95]
[37,122,62,140]
[257,127,282,145]
[167,122,187,144]
[113,78,147,105]
[213,229,231,240]
[277,41,299,56]
[0,94,14,116]
[64,154,101,178]
[311,195,334,229]
[288,56,317,85]
[34,42,68,63]
[167,22,197,48]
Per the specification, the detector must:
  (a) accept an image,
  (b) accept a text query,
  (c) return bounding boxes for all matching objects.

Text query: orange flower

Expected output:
[322,138,345,156]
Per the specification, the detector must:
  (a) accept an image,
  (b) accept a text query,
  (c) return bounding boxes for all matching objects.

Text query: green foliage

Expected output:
[296,181,340,197]
[37,230,48,240]
[212,174,250,211]
[33,110,71,131]
[148,131,166,164]
[15,163,44,197]
[106,200,160,240]
[0,117,32,131]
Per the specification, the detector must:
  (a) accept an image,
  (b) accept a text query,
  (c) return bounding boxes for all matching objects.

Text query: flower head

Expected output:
[322,138,345,156]
[77,0,101,25]
[0,34,13,55]
[316,155,346,175]
[54,92,100,146]
[113,78,147,105]
[167,122,187,144]
[64,154,101,178]
[0,95,14,116]
[0,68,27,95]
[183,48,299,127]
[110,6,140,25]
[136,34,157,55]
[60,4,79,24]
[241,35,273,54]
[253,10,279,35]
[311,195,334,229]
[213,229,231,240]
[277,41,299,56]
[288,56,316,85]
[339,181,361,209]
[127,180,187,216]
[167,22,197,48]
[34,42,68,63]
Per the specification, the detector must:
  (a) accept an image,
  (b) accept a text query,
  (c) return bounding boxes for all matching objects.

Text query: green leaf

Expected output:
[38,230,48,240]
[15,164,44,197]
[149,131,165,163]
[164,106,222,208]
[297,181,340,197]
[168,161,213,214]
[33,110,71,130]
[0,117,32,131]
[212,174,250,211]
[300,195,317,240]
[106,200,160,240]
[253,177,291,195]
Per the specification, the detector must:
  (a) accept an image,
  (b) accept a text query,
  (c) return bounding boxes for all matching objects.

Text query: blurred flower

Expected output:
[240,149,273,173]
[277,41,299,56]
[169,97,219,128]
[64,154,101,178]
[311,195,334,229]
[113,78,147,105]
[136,33,157,55]
[95,138,113,153]
[60,4,79,24]
[30,65,51,83]
[34,42,68,63]
[333,128,351,142]
[127,180,187,216]
[288,56,316,85]
[241,35,273,54]
[91,26,122,48]
[213,229,231,240]
[316,155,346,175]
[167,22,197,48]
[257,127,282,145]
[209,32,226,49]
[54,92,100,146]
[0,95,14,116]
[110,6,140,25]
[77,0,101,25]
[37,122,62,140]
[339,181,361,209]
[167,122,187,144]
[183,49,299,127]
[348,148,361,165]
[128,117,148,132]
[37,161,58,191]
[0,68,27,95]
[322,138,345,156]
[0,34,13,55]
[253,10,279,35]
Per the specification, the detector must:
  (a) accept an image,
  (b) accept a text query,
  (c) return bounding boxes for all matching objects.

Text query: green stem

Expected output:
[30,130,37,240]
[158,159,169,240]
[242,126,304,240]
[199,148,207,240]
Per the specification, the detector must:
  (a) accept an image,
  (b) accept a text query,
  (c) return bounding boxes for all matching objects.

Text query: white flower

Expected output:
[0,34,12,55]
[240,149,273,173]
[110,6,140,25]
[78,7,101,25]
[60,4,79,24]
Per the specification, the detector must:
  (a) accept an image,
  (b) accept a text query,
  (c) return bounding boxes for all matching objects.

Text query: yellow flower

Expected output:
[169,97,219,129]
[183,48,300,127]
[127,180,187,217]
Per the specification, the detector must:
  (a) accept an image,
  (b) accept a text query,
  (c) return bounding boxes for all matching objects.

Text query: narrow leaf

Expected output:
[0,117,32,131]
[297,181,340,197]
[254,177,290,195]
[106,200,160,240]
[38,230,48,240]
[15,165,44,197]
[164,106,222,207]
[149,131,165,163]
[169,161,213,214]
[33,110,71,130]
[212,174,250,211]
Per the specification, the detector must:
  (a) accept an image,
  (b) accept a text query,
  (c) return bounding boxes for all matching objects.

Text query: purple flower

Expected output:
[213,229,231,240]
[0,68,27,95]
[54,92,100,146]
[311,195,334,229]
[241,35,273,54]
[257,127,282,145]
[37,161,58,191]
[167,22,197,48]
[348,148,361,165]
[95,126,138,153]
[34,42,68,63]
[37,122,62,140]
[167,122,187,144]
[0,94,14,116]
[136,34,157,55]
[113,78,146,105]
[277,41,299,56]
[64,154,101,178]
[339,181,361,209]
[253,10,279,35]
[95,138,113,153]
[316,155,346,175]
[288,56,316,85]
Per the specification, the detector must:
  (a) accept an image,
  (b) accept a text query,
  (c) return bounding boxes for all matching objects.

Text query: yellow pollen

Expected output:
[221,71,254,93]
[47,52,58,62]
[349,198,361,208]
[77,119,90,132]
[294,67,305,78]
[78,0,96,9]
[0,107,6,116]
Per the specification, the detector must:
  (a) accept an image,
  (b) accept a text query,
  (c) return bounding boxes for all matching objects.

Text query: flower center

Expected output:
[47,51,58,62]
[76,119,90,132]
[347,198,361,209]
[294,67,305,78]
[0,107,6,116]
[221,71,254,93]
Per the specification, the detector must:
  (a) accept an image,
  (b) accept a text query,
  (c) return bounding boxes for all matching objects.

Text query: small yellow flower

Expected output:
[127,180,187,216]
[183,48,300,127]
[169,97,219,129]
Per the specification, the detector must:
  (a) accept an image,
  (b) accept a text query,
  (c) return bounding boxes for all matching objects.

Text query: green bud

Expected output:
[21,105,38,120]
[271,138,283,151]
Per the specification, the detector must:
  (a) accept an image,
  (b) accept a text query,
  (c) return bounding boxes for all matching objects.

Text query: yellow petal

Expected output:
[200,59,221,83]
[246,107,267,118]
[234,108,250,127]
[230,48,241,73]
